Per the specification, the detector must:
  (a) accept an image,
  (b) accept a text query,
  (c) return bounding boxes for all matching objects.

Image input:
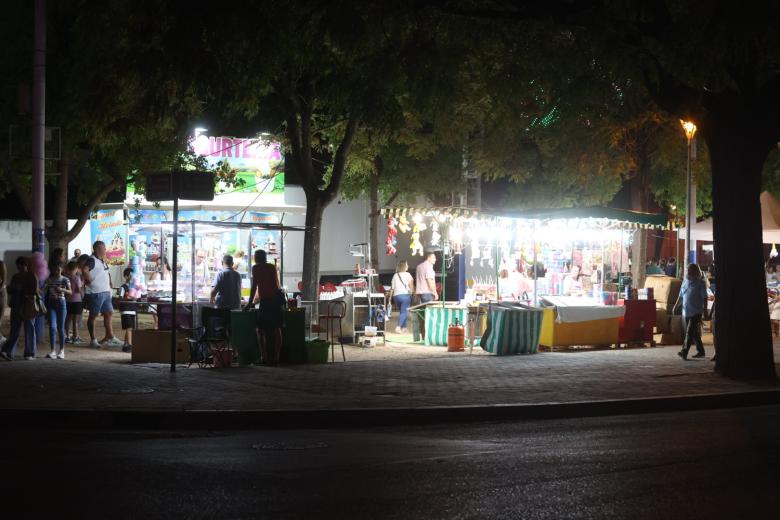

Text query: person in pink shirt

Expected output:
[415,252,438,304]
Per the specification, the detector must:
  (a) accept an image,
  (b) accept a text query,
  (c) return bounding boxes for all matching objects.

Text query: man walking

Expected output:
[415,252,438,304]
[83,241,122,347]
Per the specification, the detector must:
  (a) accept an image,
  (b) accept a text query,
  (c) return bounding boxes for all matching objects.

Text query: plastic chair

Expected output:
[318,300,346,362]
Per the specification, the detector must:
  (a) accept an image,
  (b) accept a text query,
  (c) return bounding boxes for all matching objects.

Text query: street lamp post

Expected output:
[680,120,697,271]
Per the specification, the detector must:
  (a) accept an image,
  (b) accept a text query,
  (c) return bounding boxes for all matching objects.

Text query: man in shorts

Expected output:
[82,241,122,347]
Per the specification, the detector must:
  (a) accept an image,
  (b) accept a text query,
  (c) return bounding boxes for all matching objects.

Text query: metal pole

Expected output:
[495,242,499,301]
[191,220,195,304]
[279,225,284,290]
[533,223,538,306]
[685,136,692,270]
[619,227,624,292]
[442,243,447,306]
[31,0,46,253]
[170,181,179,373]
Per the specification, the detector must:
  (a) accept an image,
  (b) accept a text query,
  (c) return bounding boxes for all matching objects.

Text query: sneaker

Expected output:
[0,352,12,361]
[46,351,57,359]
[89,339,101,348]
[72,337,85,345]
[57,350,65,360]
[691,352,706,358]
[24,356,35,361]
[677,350,688,361]
[394,326,402,333]
[121,344,132,353]
[101,337,124,347]
[65,337,73,344]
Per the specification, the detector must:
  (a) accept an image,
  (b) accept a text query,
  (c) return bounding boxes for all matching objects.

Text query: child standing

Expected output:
[64,261,84,344]
[43,262,71,359]
[118,267,137,353]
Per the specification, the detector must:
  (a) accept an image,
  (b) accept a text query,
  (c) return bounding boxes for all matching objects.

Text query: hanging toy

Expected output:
[386,217,398,256]
[469,227,481,266]
[410,214,426,256]
[398,215,411,233]
[449,222,463,255]
[127,251,147,298]
[430,221,441,247]
[482,245,493,268]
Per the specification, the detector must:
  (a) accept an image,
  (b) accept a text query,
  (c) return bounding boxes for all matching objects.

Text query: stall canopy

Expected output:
[678,191,780,243]
[382,205,670,230]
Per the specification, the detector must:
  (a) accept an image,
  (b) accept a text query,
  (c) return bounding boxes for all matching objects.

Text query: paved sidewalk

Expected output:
[1,340,778,415]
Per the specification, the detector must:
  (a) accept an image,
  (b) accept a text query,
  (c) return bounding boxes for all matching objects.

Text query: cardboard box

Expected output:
[131,329,190,364]
[644,276,681,313]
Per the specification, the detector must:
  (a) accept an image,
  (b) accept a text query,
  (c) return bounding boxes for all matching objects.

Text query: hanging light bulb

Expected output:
[771,243,778,258]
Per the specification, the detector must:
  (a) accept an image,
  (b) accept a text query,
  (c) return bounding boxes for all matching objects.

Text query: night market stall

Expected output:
[383,205,669,351]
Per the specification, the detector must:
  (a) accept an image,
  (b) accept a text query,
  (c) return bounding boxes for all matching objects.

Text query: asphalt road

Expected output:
[4,406,780,519]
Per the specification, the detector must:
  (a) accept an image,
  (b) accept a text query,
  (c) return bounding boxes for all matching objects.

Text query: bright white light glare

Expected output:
[194,127,208,138]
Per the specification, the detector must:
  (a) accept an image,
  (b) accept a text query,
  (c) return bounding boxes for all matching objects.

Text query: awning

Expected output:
[382,205,669,230]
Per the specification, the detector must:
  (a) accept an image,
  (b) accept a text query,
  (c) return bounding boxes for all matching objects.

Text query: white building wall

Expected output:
[280,186,396,288]
[0,219,95,266]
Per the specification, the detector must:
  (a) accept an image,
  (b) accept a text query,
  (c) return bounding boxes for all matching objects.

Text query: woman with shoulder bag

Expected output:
[390,260,415,334]
[0,257,40,361]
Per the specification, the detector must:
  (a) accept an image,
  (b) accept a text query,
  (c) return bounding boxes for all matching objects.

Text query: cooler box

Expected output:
[131,329,189,364]
[481,305,544,355]
[230,310,260,365]
[539,307,620,347]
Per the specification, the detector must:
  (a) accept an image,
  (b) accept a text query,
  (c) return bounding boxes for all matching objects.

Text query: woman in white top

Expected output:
[389,260,415,333]
[562,264,583,296]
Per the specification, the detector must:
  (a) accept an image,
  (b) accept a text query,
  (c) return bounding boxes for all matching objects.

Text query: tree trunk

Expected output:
[302,193,326,301]
[705,121,776,379]
[46,155,70,255]
[368,167,380,272]
[629,168,650,290]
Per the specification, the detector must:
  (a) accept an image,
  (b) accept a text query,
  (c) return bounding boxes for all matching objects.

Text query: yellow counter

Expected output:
[539,307,619,347]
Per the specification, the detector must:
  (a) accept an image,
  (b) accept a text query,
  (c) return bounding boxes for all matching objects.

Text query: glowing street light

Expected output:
[680,119,697,274]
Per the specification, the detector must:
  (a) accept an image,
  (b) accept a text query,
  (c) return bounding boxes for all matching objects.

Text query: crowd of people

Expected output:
[0,241,285,365]
[646,257,678,277]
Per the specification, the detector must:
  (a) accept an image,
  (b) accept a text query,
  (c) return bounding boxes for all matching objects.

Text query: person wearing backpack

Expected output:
[389,260,415,334]
[0,257,40,361]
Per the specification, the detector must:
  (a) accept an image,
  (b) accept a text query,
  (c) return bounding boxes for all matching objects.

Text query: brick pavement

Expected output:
[0,338,778,412]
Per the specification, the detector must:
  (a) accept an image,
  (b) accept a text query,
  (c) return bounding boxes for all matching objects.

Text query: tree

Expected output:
[205,2,474,299]
[0,1,201,252]
[439,0,777,379]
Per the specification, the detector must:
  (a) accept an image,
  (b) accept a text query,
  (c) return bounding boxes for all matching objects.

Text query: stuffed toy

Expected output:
[127,252,147,298]
[410,215,426,256]
[398,215,411,233]
[385,217,398,256]
[449,222,463,255]
[469,228,481,266]
[430,221,441,247]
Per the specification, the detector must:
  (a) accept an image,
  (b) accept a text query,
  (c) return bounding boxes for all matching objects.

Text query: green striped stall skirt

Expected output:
[481,304,544,355]
[424,306,469,346]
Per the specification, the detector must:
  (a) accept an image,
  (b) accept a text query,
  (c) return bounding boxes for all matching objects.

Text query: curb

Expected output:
[2,390,780,430]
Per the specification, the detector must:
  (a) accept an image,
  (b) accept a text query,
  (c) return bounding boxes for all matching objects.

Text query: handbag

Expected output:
[21,294,47,321]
